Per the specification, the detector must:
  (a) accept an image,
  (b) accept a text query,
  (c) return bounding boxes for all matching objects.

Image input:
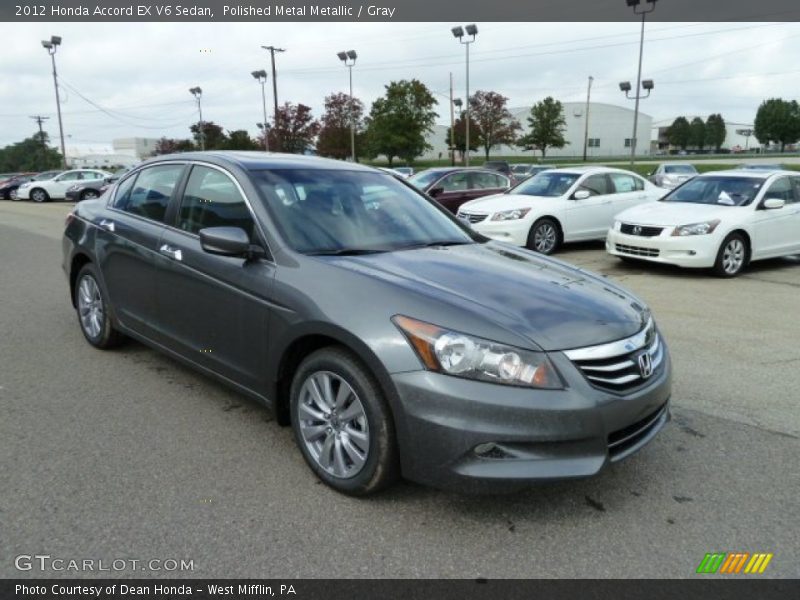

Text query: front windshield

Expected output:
[510,172,579,197]
[251,169,476,255]
[662,176,764,206]
[408,170,446,189]
[664,165,697,174]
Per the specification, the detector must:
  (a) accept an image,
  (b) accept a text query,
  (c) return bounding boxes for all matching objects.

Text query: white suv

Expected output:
[17,169,111,202]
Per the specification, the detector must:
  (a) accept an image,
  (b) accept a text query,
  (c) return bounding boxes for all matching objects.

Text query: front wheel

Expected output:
[713,233,748,277]
[80,189,99,201]
[290,347,399,496]
[527,218,560,255]
[30,188,49,203]
[9,188,19,200]
[74,264,126,348]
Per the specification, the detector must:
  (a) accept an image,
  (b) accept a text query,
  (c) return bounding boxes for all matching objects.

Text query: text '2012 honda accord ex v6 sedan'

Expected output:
[62,152,672,495]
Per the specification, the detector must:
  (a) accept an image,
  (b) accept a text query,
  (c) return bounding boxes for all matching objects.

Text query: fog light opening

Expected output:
[474,442,510,459]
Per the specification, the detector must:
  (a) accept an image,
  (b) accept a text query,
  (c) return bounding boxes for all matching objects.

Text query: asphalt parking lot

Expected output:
[1,199,798,579]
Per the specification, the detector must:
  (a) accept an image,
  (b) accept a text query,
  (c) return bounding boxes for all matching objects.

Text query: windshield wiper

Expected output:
[395,240,474,251]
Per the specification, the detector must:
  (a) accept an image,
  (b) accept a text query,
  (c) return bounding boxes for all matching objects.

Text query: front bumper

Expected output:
[15,187,31,200]
[470,218,531,247]
[390,347,672,492]
[606,228,719,268]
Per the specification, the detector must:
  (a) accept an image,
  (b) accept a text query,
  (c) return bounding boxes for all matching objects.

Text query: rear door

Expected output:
[608,172,650,213]
[563,173,615,240]
[98,163,186,338]
[50,171,82,198]
[432,171,471,213]
[155,163,276,392]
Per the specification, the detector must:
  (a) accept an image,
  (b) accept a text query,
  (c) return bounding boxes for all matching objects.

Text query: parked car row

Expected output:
[16,169,113,202]
[0,170,61,200]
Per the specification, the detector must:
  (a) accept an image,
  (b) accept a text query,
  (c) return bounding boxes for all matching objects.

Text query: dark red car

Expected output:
[408,168,511,213]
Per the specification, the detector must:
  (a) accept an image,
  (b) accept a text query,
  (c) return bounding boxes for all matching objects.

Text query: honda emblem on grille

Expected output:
[632,225,643,235]
[638,352,654,379]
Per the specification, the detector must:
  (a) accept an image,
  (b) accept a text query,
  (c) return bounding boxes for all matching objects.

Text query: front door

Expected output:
[155,164,275,392]
[752,176,800,258]
[563,173,615,240]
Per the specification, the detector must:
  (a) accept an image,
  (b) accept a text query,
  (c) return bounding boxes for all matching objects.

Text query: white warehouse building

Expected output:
[421,101,653,161]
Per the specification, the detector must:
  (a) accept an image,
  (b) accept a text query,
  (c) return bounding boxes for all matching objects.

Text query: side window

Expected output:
[178,166,255,238]
[58,172,81,182]
[791,178,800,203]
[609,173,636,193]
[633,176,645,191]
[112,173,137,208]
[580,174,610,196]
[471,171,502,190]
[439,172,469,192]
[764,177,794,203]
[117,164,183,223]
[497,174,510,188]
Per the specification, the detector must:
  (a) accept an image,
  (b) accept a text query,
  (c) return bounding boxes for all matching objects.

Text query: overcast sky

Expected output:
[1,21,799,150]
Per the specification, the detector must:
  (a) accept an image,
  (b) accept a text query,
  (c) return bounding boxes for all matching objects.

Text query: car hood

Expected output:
[322,242,649,351]
[460,193,562,214]
[616,201,744,227]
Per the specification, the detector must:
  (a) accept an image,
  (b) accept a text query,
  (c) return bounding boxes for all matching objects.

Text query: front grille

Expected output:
[564,319,665,393]
[620,223,663,237]
[615,243,660,257]
[457,211,488,224]
[607,402,668,460]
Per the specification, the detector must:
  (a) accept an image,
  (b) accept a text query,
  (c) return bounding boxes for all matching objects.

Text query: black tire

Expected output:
[80,189,99,201]
[526,218,560,255]
[9,188,19,201]
[712,233,748,278]
[30,188,49,203]
[290,347,399,496]
[74,263,126,349]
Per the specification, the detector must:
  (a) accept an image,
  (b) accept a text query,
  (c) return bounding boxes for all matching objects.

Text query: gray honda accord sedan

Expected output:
[62,152,671,495]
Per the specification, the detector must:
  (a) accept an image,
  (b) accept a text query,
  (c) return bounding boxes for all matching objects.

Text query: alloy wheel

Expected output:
[722,239,745,275]
[77,275,104,339]
[297,371,370,479]
[31,189,46,203]
[534,223,557,254]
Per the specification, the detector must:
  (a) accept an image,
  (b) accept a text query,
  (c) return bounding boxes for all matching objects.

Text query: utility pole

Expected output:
[449,72,455,166]
[41,36,67,169]
[582,76,593,162]
[262,45,285,151]
[30,115,50,168]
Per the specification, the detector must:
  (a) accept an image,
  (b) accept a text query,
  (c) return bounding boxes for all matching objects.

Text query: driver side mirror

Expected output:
[762,198,785,210]
[200,226,256,258]
[573,189,591,200]
[428,186,444,198]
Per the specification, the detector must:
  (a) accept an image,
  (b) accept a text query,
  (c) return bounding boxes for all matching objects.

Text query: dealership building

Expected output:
[650,117,759,153]
[421,101,653,161]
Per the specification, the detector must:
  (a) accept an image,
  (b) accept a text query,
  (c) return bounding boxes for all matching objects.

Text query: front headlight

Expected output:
[491,208,531,221]
[19,182,31,189]
[671,220,721,236]
[393,315,562,389]
[613,220,622,231]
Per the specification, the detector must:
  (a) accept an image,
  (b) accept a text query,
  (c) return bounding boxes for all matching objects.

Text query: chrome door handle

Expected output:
[159,244,183,262]
[99,219,115,232]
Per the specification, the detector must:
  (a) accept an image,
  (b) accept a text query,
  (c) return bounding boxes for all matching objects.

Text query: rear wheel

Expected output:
[74,264,126,348]
[713,233,748,277]
[290,347,399,496]
[527,218,560,255]
[30,188,49,203]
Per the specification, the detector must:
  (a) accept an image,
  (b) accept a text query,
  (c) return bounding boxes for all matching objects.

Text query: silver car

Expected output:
[649,163,698,189]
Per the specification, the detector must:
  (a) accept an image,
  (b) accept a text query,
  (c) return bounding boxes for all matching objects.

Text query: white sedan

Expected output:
[457,167,662,254]
[17,169,111,202]
[607,170,800,277]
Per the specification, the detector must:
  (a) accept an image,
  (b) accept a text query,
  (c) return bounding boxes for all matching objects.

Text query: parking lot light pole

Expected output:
[189,87,204,150]
[452,24,477,167]
[41,36,67,169]
[453,97,463,165]
[337,50,358,162]
[624,0,657,166]
[252,70,269,151]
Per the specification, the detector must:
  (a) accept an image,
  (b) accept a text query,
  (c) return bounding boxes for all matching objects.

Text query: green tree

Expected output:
[363,79,438,166]
[517,97,568,159]
[271,102,321,154]
[223,129,260,150]
[469,90,521,159]
[445,114,480,161]
[0,132,62,171]
[668,117,691,150]
[705,114,727,152]
[754,98,800,152]
[190,121,227,150]
[316,92,365,160]
[154,137,194,155]
[689,117,707,150]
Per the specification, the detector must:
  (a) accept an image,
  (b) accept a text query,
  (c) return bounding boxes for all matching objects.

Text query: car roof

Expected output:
[698,169,795,179]
[141,151,378,173]
[547,166,637,176]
